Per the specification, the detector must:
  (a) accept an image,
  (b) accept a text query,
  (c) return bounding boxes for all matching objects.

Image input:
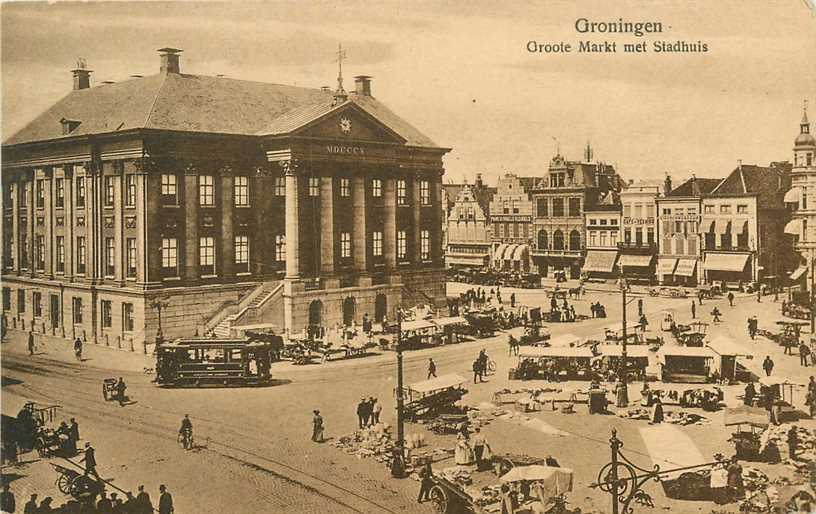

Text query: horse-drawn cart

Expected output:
[51,463,103,501]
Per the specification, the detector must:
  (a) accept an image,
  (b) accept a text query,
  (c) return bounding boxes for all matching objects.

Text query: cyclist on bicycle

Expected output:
[179,414,193,449]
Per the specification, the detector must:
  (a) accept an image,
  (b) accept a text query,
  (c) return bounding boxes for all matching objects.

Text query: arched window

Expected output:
[553,230,564,251]
[569,230,581,251]
[537,230,548,250]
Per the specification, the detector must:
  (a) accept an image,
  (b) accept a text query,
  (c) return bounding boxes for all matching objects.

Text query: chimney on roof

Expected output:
[664,174,672,195]
[354,75,372,96]
[158,47,182,74]
[71,58,92,90]
[475,173,483,188]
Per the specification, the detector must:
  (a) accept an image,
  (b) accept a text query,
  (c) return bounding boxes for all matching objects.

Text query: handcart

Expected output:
[51,463,103,500]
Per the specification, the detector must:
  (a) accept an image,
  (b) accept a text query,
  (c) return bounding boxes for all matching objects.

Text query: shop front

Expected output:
[618,254,656,285]
[703,252,753,288]
[582,250,619,281]
[657,257,678,285]
[493,243,530,272]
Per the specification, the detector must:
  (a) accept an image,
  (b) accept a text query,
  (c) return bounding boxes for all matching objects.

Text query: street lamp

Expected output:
[392,309,406,478]
[617,274,630,408]
[150,297,170,347]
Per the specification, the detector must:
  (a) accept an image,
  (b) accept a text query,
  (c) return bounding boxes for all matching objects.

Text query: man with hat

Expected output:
[22,493,37,514]
[356,399,367,429]
[312,410,324,443]
[80,442,98,478]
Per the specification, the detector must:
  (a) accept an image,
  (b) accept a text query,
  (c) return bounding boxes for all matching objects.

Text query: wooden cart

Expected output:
[51,463,103,501]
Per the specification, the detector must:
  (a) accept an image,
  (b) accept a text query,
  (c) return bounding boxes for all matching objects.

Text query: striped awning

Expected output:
[708,219,731,234]
[784,187,801,204]
[511,244,530,261]
[494,243,509,262]
[618,254,654,268]
[785,219,803,236]
[790,265,808,281]
[703,252,750,272]
[583,250,618,273]
[657,258,678,275]
[674,259,698,277]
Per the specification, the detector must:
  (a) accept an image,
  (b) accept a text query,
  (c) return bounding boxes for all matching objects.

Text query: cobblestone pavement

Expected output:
[1,284,812,513]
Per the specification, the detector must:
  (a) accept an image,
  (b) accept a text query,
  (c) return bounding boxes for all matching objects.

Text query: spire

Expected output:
[802,99,810,131]
[584,140,593,162]
[333,43,348,104]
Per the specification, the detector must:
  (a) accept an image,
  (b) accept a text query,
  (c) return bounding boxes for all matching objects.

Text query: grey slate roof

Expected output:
[5,73,441,149]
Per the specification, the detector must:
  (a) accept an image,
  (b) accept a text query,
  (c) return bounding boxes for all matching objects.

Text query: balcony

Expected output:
[617,242,657,253]
[530,247,583,258]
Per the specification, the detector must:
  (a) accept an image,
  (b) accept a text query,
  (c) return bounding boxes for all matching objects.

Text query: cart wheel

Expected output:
[429,485,449,514]
[56,473,71,494]
[487,360,497,373]
[69,475,96,498]
[102,383,109,401]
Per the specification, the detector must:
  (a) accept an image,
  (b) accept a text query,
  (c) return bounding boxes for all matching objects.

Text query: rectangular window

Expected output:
[624,229,631,244]
[513,223,520,238]
[737,204,748,214]
[2,288,9,311]
[804,219,808,242]
[704,205,714,213]
[512,200,519,214]
[101,300,112,328]
[199,176,214,206]
[125,175,136,207]
[647,227,655,245]
[371,179,382,198]
[4,233,13,268]
[161,174,177,205]
[420,180,430,205]
[467,207,474,220]
[720,204,731,213]
[33,292,42,317]
[600,219,608,226]
[275,235,286,262]
[634,204,643,218]
[373,231,383,257]
[199,236,215,274]
[274,177,285,196]
[589,232,597,246]
[397,180,407,205]
[56,236,65,273]
[308,177,320,197]
[599,231,608,247]
[646,204,655,217]
[76,176,85,207]
[76,236,86,274]
[803,188,808,210]
[104,176,115,207]
[623,204,631,218]
[635,228,643,246]
[35,235,45,270]
[233,176,249,206]
[17,289,25,314]
[20,233,28,269]
[340,232,351,259]
[340,178,350,198]
[126,238,137,278]
[55,178,65,208]
[537,198,548,217]
[552,198,564,217]
[36,179,44,208]
[589,219,597,226]
[72,297,83,325]
[123,303,134,332]
[421,230,430,260]
[235,235,249,272]
[161,238,178,273]
[105,237,115,276]
[610,231,618,246]
[568,198,581,217]
[397,230,407,259]
[610,218,618,225]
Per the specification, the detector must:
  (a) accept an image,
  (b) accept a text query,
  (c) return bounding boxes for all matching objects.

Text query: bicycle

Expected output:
[486,359,497,374]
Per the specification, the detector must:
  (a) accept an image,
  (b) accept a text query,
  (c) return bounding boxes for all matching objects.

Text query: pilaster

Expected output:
[320,176,335,275]
[184,164,199,281]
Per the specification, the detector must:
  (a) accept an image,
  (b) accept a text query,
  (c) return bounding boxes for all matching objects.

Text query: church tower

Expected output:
[785,100,816,292]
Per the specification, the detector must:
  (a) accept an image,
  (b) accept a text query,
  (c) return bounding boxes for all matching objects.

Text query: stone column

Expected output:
[352,175,368,272]
[284,161,299,279]
[383,177,397,269]
[64,166,74,281]
[134,165,148,285]
[412,176,422,263]
[26,172,35,278]
[183,165,199,281]
[432,174,443,265]
[11,179,19,273]
[220,173,234,279]
[319,176,335,275]
[144,173,162,284]
[43,169,53,278]
[113,169,124,285]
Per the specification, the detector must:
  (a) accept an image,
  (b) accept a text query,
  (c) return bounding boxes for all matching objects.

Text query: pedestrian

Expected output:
[590,302,597,318]
[80,442,98,478]
[427,358,437,379]
[472,427,489,471]
[508,335,515,356]
[416,461,433,503]
[27,331,35,356]
[22,494,36,514]
[743,382,756,406]
[726,456,744,501]
[711,307,721,323]
[157,485,173,514]
[500,484,516,514]
[785,339,794,355]
[698,291,704,305]
[801,341,811,367]
[122,492,138,514]
[788,426,799,460]
[136,485,152,514]
[691,301,696,319]
[69,417,80,444]
[96,491,113,514]
[762,356,774,377]
[510,293,516,308]
[356,399,367,429]
[807,389,816,419]
[371,397,381,425]
[639,314,648,332]
[1,483,15,514]
[478,349,488,376]
[757,288,761,303]
[311,409,324,443]
[649,396,664,424]
[115,377,127,407]
[637,298,643,317]
[727,291,735,307]
[73,337,82,361]
[362,313,371,335]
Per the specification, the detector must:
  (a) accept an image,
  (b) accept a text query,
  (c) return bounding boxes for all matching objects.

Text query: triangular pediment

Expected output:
[292,103,406,145]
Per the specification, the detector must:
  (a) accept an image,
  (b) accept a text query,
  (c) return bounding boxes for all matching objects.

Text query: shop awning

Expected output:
[618,254,654,268]
[703,252,750,272]
[657,346,715,361]
[446,256,487,266]
[657,258,678,275]
[674,259,698,277]
[784,187,801,204]
[737,220,749,234]
[511,244,530,261]
[707,336,752,357]
[432,316,469,328]
[494,243,509,262]
[583,250,618,273]
[790,265,808,281]
[708,219,731,234]
[785,219,803,236]
[595,345,651,358]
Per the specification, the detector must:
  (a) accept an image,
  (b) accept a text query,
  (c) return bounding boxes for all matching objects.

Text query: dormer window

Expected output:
[60,118,81,135]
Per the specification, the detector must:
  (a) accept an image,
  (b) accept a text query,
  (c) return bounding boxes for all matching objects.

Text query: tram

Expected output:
[155,337,273,387]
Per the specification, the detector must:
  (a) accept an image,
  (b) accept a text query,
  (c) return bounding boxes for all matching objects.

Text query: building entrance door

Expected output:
[374,294,387,323]
[50,294,60,329]
[342,297,356,327]
[308,300,323,327]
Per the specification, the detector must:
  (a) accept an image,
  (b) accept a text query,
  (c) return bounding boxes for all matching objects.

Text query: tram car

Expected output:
[155,337,273,387]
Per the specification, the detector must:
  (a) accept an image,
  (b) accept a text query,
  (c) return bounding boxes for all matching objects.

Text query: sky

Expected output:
[2,0,815,185]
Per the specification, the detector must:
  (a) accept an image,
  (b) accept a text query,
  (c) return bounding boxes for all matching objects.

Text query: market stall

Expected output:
[706,336,753,383]
[548,333,583,348]
[759,376,804,423]
[400,319,440,350]
[657,346,715,383]
[515,347,594,381]
[604,322,644,344]
[399,374,468,422]
[592,345,652,381]
[639,424,715,500]
[432,316,470,344]
[660,309,677,332]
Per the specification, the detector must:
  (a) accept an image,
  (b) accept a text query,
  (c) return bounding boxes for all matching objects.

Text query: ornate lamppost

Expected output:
[392,309,406,478]
[617,274,630,407]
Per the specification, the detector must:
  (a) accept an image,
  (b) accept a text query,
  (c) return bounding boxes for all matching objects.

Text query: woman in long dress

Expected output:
[455,432,475,465]
[650,397,664,424]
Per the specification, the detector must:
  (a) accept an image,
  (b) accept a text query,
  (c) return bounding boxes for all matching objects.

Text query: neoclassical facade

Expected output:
[1,48,449,351]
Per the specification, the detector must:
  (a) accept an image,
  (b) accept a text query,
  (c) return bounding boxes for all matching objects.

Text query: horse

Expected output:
[567,286,582,299]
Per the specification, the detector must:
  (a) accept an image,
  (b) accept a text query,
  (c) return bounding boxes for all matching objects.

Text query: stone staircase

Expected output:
[211,314,239,338]
[206,282,283,337]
